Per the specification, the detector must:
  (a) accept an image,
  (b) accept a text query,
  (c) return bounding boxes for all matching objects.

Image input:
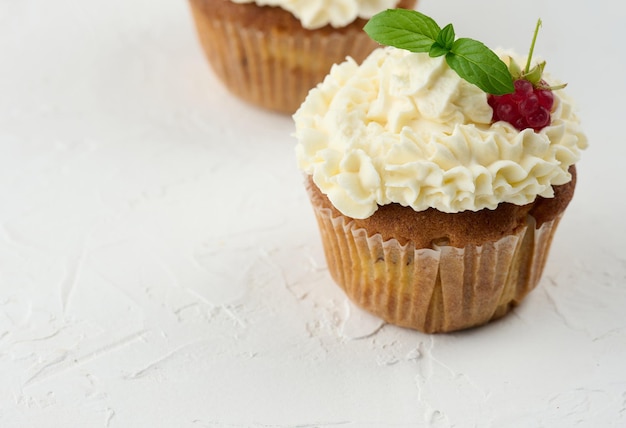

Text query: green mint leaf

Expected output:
[363,9,441,53]
[447,38,515,95]
[436,24,456,50]
[429,23,454,57]
[429,44,449,57]
[364,10,517,95]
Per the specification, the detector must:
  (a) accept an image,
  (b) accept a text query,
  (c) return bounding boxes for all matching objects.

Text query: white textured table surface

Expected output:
[1,0,625,427]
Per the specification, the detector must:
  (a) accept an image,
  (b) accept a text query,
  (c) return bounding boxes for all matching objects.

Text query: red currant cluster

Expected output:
[488,79,554,131]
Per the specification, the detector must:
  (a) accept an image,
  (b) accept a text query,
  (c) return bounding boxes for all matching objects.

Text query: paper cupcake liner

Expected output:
[311,203,562,333]
[188,3,379,114]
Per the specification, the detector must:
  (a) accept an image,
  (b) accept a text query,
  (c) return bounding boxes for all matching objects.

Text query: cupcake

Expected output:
[187,0,417,114]
[293,12,587,333]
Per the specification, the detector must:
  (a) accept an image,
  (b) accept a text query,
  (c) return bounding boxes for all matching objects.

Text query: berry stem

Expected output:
[524,18,543,74]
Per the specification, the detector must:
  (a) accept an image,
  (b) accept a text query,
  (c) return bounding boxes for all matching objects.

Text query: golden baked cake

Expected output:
[305,169,576,333]
[293,12,588,333]
[188,0,417,114]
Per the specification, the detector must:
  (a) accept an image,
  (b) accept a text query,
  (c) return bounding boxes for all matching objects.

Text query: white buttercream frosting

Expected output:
[230,0,400,29]
[294,47,587,219]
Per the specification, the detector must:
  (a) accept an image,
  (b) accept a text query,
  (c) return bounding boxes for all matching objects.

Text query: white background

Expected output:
[1,0,625,427]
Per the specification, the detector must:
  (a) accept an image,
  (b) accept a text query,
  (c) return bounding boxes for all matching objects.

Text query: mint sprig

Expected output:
[364,10,515,95]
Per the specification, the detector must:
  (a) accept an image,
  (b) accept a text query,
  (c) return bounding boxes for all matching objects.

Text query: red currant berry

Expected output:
[536,89,554,111]
[511,80,533,102]
[496,103,517,123]
[519,94,539,116]
[526,107,551,130]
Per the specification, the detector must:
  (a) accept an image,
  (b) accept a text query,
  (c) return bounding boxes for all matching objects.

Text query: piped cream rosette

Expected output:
[295,47,586,219]
[231,0,401,29]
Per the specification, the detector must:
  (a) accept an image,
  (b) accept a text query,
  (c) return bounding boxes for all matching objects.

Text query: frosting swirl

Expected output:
[294,47,587,219]
[230,0,399,29]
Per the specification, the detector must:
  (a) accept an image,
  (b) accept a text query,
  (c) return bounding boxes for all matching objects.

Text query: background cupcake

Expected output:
[293,14,587,333]
[187,0,417,114]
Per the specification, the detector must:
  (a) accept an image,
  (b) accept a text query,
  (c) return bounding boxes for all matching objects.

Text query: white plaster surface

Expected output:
[1,0,625,427]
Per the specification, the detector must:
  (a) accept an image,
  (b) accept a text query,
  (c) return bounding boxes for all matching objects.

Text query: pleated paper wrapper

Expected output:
[188,1,379,114]
[310,202,562,333]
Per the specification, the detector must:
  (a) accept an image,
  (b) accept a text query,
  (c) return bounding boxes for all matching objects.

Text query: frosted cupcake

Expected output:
[294,12,587,333]
[187,0,417,114]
